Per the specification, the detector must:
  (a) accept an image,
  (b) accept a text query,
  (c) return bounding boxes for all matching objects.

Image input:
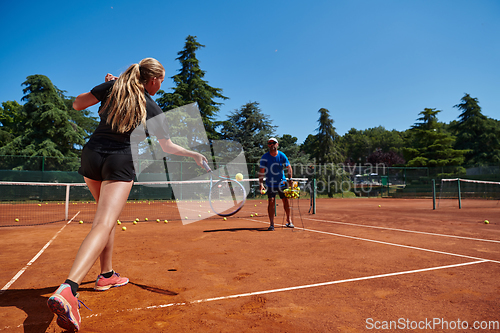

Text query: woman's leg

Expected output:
[67,180,133,284]
[83,177,116,275]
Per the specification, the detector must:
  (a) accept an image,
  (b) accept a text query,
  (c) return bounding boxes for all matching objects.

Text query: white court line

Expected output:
[86,260,488,318]
[306,217,500,244]
[0,212,80,295]
[246,219,500,264]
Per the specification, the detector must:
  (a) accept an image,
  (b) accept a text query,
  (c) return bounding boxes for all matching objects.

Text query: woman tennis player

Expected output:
[47,58,207,332]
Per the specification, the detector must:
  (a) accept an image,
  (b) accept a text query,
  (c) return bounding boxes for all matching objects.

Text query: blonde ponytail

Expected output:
[101,58,164,133]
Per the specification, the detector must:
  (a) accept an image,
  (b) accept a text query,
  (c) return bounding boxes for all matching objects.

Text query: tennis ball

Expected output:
[378,205,381,208]
[255,213,258,216]
[15,218,19,222]
[250,214,254,217]
[145,218,148,221]
[38,204,41,206]
[235,173,243,181]
[261,190,266,195]
[156,219,160,222]
[133,221,137,225]
[122,226,127,231]
[79,220,83,224]
[117,221,121,225]
[223,217,227,221]
[164,220,168,223]
[198,214,202,217]
[185,216,188,219]
[135,218,139,222]
[484,220,489,224]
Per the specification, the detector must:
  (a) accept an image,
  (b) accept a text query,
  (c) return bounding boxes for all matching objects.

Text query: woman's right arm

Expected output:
[73,92,99,111]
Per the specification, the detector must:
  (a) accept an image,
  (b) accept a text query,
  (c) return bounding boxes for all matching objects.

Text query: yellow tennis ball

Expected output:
[145,218,148,221]
[15,218,19,222]
[235,173,243,181]
[38,204,41,206]
[117,221,121,225]
[133,221,137,225]
[185,216,188,219]
[261,189,266,195]
[156,219,160,222]
[255,213,258,216]
[135,218,139,221]
[164,220,168,223]
[79,220,83,224]
[223,217,227,221]
[484,220,489,224]
[122,226,127,231]
[198,214,202,217]
[250,214,254,217]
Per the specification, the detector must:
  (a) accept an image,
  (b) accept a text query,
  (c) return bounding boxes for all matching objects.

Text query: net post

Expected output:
[313,178,316,214]
[457,178,462,209]
[65,184,70,220]
[432,179,436,210]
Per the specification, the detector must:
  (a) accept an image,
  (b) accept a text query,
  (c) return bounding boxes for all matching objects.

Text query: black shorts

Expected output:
[78,146,135,181]
[267,186,287,199]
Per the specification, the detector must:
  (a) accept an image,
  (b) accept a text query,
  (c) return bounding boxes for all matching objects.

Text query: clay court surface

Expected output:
[0,198,499,332]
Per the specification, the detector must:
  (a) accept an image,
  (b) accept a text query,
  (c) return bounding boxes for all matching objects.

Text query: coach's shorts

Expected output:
[78,146,135,181]
[266,186,287,199]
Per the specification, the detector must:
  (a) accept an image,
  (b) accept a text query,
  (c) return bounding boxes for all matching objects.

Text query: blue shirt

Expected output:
[259,151,290,188]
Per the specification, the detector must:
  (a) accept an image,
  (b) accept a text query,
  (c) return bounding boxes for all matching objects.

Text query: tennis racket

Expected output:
[202,161,247,217]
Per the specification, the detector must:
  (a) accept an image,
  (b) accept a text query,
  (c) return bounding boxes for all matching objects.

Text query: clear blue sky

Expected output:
[1,0,499,145]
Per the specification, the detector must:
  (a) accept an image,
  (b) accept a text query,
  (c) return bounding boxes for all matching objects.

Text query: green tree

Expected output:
[316,108,342,164]
[403,108,467,169]
[0,75,87,170]
[341,126,405,165]
[56,87,98,142]
[451,94,500,165]
[276,134,311,164]
[300,134,319,162]
[156,35,228,140]
[0,100,24,146]
[220,102,276,165]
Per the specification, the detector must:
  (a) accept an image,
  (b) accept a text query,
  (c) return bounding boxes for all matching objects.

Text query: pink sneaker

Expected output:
[94,272,129,291]
[47,283,82,332]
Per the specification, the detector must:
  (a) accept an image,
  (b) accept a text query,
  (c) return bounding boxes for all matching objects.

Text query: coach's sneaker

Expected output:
[94,272,129,291]
[286,222,295,228]
[47,283,82,332]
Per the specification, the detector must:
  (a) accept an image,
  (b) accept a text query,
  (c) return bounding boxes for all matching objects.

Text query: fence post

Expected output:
[65,184,70,220]
[432,179,436,210]
[457,178,462,209]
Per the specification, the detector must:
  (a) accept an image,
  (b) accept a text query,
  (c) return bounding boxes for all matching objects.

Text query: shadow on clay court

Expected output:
[128,281,178,296]
[203,227,269,233]
[0,280,178,332]
[0,285,62,333]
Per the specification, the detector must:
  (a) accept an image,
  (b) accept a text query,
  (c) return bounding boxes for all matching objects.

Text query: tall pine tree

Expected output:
[156,35,228,140]
[404,108,467,168]
[316,108,342,164]
[220,102,276,164]
[451,94,500,165]
[0,75,87,170]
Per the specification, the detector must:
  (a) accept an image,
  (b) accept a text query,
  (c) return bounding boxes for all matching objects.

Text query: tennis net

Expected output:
[0,178,311,227]
[438,178,500,208]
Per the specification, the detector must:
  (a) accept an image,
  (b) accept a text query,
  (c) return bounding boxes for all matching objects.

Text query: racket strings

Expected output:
[208,173,246,216]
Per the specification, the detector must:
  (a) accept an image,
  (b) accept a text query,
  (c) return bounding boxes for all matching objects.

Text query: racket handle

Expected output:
[202,160,212,172]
